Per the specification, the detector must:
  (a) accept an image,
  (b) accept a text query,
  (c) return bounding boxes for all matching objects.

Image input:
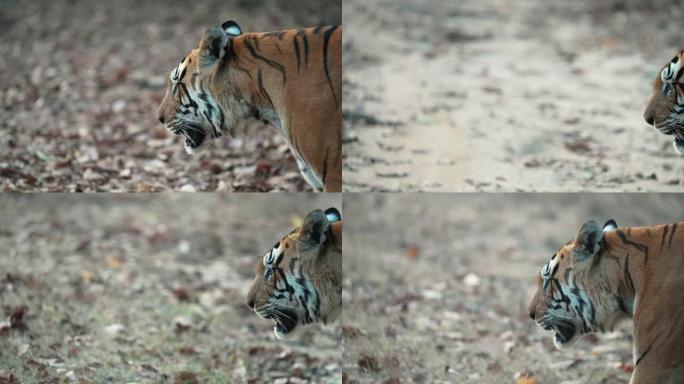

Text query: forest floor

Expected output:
[0,0,339,192]
[342,194,684,383]
[0,194,342,383]
[343,0,684,191]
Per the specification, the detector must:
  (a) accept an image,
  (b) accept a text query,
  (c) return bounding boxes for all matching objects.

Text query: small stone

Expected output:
[112,100,126,113]
[503,340,516,354]
[177,240,191,255]
[463,273,481,287]
[421,289,442,300]
[105,323,125,336]
[179,184,196,192]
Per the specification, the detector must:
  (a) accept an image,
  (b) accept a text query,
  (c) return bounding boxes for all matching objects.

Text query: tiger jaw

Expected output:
[651,121,684,154]
[255,306,299,339]
[673,135,684,154]
[166,122,212,154]
[536,316,578,349]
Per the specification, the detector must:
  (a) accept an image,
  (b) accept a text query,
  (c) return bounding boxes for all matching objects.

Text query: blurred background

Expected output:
[343,194,684,383]
[0,0,340,192]
[0,194,341,383]
[343,0,684,192]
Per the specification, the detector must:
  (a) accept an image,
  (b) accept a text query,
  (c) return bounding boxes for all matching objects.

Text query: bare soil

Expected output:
[343,0,684,192]
[0,194,342,383]
[0,0,340,192]
[342,194,684,383]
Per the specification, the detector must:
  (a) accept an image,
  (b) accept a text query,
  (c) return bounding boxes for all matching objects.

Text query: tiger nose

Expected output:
[529,311,536,321]
[644,111,655,126]
[158,113,165,125]
[246,298,255,310]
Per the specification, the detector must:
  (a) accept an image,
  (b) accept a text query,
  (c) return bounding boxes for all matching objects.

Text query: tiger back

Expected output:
[156,21,342,192]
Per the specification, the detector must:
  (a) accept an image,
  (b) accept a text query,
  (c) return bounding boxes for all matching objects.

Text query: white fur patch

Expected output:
[661,59,681,83]
[602,222,617,232]
[263,245,282,267]
[541,254,559,281]
[171,59,188,84]
[224,25,242,37]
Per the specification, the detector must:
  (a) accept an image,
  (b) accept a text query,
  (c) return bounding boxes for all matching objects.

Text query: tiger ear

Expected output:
[602,219,617,232]
[221,20,242,37]
[572,220,602,262]
[297,209,331,252]
[198,26,228,67]
[324,207,341,223]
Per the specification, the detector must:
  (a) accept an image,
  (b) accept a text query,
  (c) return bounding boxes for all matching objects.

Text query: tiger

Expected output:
[528,219,684,383]
[644,50,684,154]
[156,21,342,192]
[246,207,342,338]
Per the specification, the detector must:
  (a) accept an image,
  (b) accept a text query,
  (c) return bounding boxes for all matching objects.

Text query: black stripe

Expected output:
[616,230,649,263]
[322,25,339,105]
[634,332,662,368]
[294,29,309,70]
[660,224,670,251]
[668,223,678,247]
[302,32,309,67]
[635,342,654,366]
[293,34,301,73]
[623,256,634,294]
[244,39,286,84]
[257,70,274,107]
[675,65,684,83]
[321,147,330,184]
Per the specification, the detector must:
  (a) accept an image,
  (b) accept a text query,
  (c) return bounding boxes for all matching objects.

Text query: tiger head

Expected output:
[528,219,626,349]
[246,208,342,339]
[644,50,684,154]
[156,21,253,154]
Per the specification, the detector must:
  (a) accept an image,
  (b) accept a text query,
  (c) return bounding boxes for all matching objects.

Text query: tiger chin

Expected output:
[156,20,342,192]
[529,219,684,383]
[644,50,684,154]
[246,208,342,339]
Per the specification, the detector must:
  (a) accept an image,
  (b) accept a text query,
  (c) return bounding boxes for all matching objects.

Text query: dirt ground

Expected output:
[0,194,342,383]
[342,194,684,383]
[0,0,340,192]
[343,0,684,192]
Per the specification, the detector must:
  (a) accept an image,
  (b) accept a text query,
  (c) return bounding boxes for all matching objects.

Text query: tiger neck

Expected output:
[224,35,291,138]
[228,33,289,110]
[601,228,652,316]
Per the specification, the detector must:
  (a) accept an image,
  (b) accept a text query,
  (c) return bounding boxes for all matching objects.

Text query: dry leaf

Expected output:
[105,255,123,268]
